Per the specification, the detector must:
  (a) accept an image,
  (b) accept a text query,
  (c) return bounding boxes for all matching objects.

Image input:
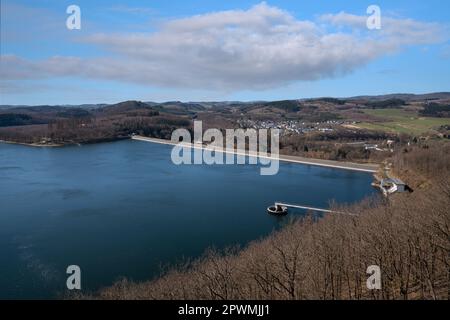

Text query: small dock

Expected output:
[274,202,357,216]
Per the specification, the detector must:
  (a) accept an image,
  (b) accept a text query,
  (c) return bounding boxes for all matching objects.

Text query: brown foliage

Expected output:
[0,114,192,145]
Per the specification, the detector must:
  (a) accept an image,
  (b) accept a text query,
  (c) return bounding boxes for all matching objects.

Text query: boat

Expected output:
[267,204,288,215]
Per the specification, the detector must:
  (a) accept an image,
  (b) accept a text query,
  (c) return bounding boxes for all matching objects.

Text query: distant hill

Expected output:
[4,105,67,113]
[345,92,450,102]
[0,104,107,110]
[155,101,206,115]
[100,100,154,114]
[2,92,449,111]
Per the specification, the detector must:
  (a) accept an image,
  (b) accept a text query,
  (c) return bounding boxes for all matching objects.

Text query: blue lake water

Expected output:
[0,140,376,299]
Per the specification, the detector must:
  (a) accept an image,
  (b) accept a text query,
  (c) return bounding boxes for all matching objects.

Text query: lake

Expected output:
[0,140,376,299]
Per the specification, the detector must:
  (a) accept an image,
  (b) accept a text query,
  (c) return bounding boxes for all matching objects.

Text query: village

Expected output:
[237,119,355,135]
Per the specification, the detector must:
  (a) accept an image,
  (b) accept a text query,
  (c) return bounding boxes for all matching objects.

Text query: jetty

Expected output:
[273,202,357,216]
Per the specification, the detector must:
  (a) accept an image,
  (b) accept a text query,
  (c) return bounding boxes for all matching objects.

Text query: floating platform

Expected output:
[268,202,356,216]
[267,205,288,215]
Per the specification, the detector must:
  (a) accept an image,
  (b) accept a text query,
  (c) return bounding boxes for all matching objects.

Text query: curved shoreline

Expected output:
[0,139,63,148]
[131,135,379,173]
[0,136,379,173]
[0,136,129,148]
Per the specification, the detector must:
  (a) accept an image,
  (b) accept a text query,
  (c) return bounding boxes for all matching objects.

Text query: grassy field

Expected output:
[358,108,450,135]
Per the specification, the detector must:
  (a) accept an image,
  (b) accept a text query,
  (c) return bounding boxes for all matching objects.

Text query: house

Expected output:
[40,137,52,144]
[364,143,378,150]
[387,140,395,147]
[380,178,408,195]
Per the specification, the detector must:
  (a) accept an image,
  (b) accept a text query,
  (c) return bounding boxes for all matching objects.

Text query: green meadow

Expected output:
[358,108,450,135]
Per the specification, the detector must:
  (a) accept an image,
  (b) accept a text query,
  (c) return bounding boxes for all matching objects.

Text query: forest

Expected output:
[0,101,192,145]
[420,103,450,118]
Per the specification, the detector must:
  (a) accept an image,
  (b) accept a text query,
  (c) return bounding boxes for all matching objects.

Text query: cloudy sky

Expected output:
[1,0,449,105]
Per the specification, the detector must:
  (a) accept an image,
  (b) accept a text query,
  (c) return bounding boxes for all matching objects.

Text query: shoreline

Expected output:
[131,135,379,173]
[0,136,130,148]
[0,139,64,148]
[0,136,379,173]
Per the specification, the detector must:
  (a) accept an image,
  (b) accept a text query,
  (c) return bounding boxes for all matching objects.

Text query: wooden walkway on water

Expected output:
[275,202,357,216]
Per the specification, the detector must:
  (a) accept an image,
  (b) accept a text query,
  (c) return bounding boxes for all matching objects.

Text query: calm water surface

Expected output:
[0,140,376,298]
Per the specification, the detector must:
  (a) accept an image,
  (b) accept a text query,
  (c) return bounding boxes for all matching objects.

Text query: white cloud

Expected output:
[1,2,448,92]
[320,11,447,45]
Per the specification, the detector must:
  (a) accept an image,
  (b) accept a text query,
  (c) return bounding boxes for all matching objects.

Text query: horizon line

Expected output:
[1,91,449,107]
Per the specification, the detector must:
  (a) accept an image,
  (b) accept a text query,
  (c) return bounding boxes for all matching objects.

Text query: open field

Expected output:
[358,108,450,135]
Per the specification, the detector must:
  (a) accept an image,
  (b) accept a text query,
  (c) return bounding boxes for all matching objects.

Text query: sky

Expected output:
[1,0,449,105]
